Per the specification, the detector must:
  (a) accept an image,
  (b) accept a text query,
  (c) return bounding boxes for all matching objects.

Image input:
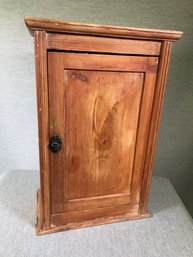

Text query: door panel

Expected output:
[48,52,158,219]
[66,70,143,199]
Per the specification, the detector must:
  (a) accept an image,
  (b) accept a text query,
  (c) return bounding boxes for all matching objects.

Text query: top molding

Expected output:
[24,16,183,41]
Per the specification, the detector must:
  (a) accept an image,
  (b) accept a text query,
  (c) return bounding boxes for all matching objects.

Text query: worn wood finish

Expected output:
[34,31,50,230]
[47,53,65,214]
[65,70,142,199]
[59,53,150,71]
[130,61,158,204]
[51,203,139,225]
[62,193,131,213]
[36,199,150,235]
[48,53,158,220]
[46,33,161,55]
[139,41,173,214]
[25,16,183,41]
[25,17,182,235]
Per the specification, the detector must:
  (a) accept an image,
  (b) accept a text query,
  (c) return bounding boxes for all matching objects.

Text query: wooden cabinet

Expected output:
[25,16,182,235]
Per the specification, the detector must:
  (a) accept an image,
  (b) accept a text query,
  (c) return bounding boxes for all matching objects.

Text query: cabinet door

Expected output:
[48,52,158,225]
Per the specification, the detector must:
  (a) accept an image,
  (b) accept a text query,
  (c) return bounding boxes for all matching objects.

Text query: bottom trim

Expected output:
[36,189,151,236]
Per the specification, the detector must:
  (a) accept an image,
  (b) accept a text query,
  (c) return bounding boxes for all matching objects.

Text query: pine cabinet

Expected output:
[25,16,182,235]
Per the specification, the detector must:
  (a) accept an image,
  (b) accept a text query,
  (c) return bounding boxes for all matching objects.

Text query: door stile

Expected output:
[34,31,51,230]
[130,57,158,205]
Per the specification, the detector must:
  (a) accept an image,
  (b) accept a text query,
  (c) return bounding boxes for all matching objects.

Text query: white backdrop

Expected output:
[0,0,192,216]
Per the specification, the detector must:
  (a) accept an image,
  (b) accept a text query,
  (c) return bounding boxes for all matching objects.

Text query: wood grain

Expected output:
[61,53,149,71]
[62,193,131,212]
[46,33,161,55]
[48,52,147,215]
[130,58,158,204]
[25,16,183,41]
[65,70,143,199]
[48,52,158,222]
[139,41,172,214]
[25,17,182,235]
[51,203,139,225]
[48,53,66,214]
[34,31,50,229]
[35,192,150,235]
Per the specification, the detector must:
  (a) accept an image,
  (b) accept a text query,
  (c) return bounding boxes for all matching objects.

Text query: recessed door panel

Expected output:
[66,70,143,201]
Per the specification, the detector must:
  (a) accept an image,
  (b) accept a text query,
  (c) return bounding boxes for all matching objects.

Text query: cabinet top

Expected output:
[24,16,183,41]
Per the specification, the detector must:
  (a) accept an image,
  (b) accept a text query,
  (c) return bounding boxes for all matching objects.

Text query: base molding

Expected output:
[36,189,151,236]
[36,188,43,234]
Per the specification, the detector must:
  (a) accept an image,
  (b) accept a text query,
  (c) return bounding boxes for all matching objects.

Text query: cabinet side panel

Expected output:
[34,31,50,229]
[139,41,172,214]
